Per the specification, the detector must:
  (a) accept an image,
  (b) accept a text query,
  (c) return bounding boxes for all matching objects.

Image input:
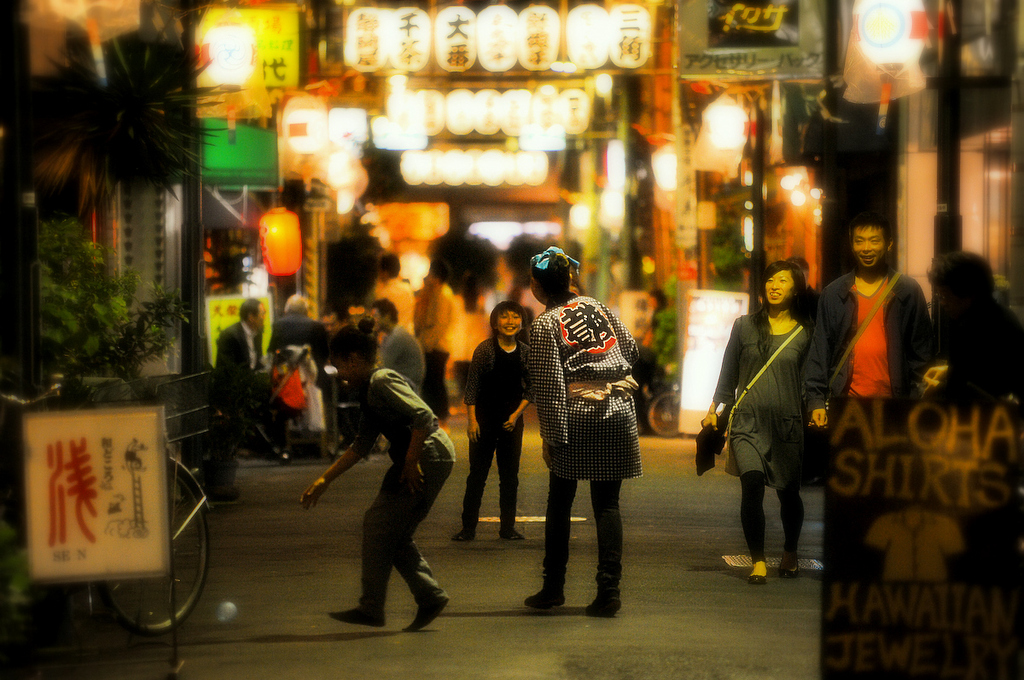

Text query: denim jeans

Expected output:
[358,459,453,618]
[542,472,623,592]
[460,419,523,532]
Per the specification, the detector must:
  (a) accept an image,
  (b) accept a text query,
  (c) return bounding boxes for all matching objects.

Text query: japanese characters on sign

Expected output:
[821,399,1021,680]
[678,0,824,79]
[344,3,651,73]
[24,408,170,583]
[201,7,300,88]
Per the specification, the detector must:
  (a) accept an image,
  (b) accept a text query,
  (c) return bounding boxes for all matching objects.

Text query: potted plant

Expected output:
[206,363,271,498]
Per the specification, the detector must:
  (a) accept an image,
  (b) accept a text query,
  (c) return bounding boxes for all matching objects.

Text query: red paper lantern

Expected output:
[259,208,302,276]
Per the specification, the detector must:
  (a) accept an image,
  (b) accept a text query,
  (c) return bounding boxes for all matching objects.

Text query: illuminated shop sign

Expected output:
[200,6,301,88]
[400,149,549,187]
[679,0,824,79]
[345,4,651,73]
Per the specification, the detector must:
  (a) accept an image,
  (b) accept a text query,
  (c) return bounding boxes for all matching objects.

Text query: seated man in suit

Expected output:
[216,298,266,371]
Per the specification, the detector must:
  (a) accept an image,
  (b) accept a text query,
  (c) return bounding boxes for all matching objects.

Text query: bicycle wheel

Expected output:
[101,461,209,636]
[647,391,681,437]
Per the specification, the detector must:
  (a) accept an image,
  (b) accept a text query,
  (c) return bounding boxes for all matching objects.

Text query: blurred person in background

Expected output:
[450,272,492,407]
[925,251,1024,407]
[415,259,456,426]
[372,298,426,394]
[376,252,416,332]
[216,298,265,371]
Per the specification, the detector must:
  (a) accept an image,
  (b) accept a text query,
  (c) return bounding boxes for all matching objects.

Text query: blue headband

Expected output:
[531,246,579,272]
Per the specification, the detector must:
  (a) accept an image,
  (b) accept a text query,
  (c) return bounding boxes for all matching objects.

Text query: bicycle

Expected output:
[98,372,211,636]
[646,382,681,437]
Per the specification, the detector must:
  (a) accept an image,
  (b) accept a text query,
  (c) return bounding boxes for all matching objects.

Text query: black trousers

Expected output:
[740,470,804,563]
[422,350,450,421]
[459,418,523,532]
[542,473,623,593]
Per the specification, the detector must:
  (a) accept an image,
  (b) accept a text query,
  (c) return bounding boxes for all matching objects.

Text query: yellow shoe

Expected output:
[748,560,767,585]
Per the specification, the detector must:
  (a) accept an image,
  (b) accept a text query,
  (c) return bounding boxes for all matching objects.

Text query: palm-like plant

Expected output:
[33,37,213,215]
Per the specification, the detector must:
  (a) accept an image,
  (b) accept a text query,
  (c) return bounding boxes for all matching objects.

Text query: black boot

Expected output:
[585,587,621,618]
[524,574,565,609]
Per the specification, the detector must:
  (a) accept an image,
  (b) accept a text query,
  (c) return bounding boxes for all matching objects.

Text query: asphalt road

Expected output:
[15,415,826,680]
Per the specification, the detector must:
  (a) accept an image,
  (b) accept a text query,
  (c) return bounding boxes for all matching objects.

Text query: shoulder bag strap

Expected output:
[727,326,804,433]
[827,272,902,395]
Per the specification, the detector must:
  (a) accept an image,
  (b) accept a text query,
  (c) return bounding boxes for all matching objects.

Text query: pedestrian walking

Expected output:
[524,246,641,618]
[925,251,1024,405]
[300,320,455,632]
[804,211,933,427]
[415,259,456,425]
[452,300,531,542]
[703,260,813,584]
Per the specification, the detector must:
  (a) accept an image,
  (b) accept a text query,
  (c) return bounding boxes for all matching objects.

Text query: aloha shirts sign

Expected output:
[821,398,1021,680]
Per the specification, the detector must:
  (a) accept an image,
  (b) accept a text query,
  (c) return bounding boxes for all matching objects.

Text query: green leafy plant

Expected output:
[0,520,31,663]
[207,364,271,461]
[33,37,212,215]
[39,216,188,395]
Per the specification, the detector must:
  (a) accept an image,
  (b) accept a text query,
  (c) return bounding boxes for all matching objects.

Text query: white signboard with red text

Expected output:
[23,408,170,583]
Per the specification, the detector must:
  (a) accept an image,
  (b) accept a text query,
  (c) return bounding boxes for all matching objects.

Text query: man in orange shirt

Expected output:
[804,212,933,426]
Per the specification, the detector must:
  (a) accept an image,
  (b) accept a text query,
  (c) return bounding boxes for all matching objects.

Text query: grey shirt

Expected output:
[379,325,426,393]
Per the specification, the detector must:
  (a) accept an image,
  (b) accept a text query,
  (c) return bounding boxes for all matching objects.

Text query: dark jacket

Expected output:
[216,321,262,370]
[944,299,1024,404]
[267,313,330,371]
[804,268,933,411]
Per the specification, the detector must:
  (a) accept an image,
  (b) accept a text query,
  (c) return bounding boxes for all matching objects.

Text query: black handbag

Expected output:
[695,422,726,476]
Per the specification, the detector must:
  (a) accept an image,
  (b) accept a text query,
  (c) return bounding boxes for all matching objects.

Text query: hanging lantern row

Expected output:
[385,88,591,138]
[346,4,651,74]
[259,208,302,276]
[400,149,549,187]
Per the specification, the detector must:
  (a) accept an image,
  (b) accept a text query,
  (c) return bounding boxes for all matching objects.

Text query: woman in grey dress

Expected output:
[524,246,641,617]
[703,260,812,584]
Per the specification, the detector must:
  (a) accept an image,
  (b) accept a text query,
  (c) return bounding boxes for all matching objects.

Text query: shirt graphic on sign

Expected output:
[864,509,964,581]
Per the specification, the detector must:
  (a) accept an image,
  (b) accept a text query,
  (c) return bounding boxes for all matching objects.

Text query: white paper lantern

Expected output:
[465,149,484,186]
[282,95,329,154]
[436,6,477,73]
[852,0,927,67]
[704,96,748,150]
[518,5,560,71]
[201,22,258,87]
[345,8,393,73]
[566,4,610,70]
[401,151,429,185]
[424,149,445,186]
[557,89,591,135]
[652,144,677,192]
[479,149,508,186]
[441,149,474,186]
[390,7,431,72]
[477,5,520,73]
[445,90,476,135]
[420,90,447,137]
[501,90,533,136]
[474,90,504,135]
[531,88,560,130]
[608,4,651,69]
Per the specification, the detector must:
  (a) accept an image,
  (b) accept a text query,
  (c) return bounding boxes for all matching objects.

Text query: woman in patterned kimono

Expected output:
[702,260,812,585]
[523,247,642,618]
